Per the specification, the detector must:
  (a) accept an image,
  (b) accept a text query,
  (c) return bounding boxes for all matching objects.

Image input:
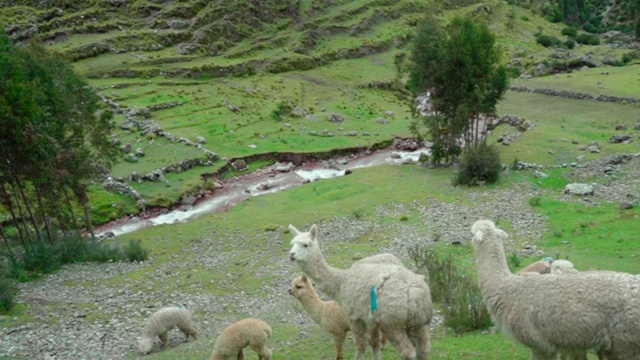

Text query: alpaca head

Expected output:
[138,336,154,354]
[550,259,577,274]
[289,224,319,263]
[289,274,312,298]
[470,220,508,249]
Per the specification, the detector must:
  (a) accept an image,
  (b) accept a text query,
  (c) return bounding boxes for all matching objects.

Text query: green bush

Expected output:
[409,246,492,334]
[0,276,15,313]
[561,27,577,38]
[576,33,600,45]
[535,34,560,47]
[508,252,521,270]
[529,195,542,207]
[124,239,149,262]
[564,39,576,49]
[23,241,60,274]
[453,142,502,186]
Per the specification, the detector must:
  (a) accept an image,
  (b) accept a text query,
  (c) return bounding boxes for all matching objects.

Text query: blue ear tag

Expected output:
[370,286,377,314]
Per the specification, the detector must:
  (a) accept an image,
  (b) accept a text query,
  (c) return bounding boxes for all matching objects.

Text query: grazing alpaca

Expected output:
[517,258,553,275]
[471,220,640,360]
[210,318,272,360]
[288,224,432,360]
[289,274,351,360]
[138,306,197,354]
[550,259,578,274]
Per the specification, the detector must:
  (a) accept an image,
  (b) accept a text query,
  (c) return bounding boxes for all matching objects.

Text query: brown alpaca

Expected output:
[210,318,272,360]
[289,274,352,360]
[517,259,552,275]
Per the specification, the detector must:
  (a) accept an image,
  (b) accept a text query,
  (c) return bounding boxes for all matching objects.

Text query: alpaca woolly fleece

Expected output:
[138,307,197,354]
[471,220,640,360]
[289,224,432,360]
[210,318,272,360]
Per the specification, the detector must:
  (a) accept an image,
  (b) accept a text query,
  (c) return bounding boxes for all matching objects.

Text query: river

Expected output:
[95,146,430,237]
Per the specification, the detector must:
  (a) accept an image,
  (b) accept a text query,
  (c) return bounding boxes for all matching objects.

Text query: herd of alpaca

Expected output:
[136,220,640,360]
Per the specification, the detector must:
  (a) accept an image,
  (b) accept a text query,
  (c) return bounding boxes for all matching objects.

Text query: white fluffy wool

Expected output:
[138,307,197,354]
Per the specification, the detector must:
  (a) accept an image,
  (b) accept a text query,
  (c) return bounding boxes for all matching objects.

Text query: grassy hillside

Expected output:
[1,0,637,222]
[0,2,639,359]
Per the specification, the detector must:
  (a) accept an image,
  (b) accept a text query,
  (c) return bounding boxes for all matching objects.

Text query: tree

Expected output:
[0,33,118,247]
[409,16,508,163]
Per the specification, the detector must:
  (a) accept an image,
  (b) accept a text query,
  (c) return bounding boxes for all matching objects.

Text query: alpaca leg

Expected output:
[237,349,245,360]
[159,332,168,348]
[249,337,272,360]
[368,326,383,360]
[333,332,347,360]
[408,325,430,360]
[179,325,198,340]
[349,320,368,360]
[384,329,417,360]
[250,344,272,360]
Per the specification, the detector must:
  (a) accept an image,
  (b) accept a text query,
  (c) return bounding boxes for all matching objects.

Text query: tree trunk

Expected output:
[0,223,16,259]
[83,204,95,239]
[0,182,28,250]
[9,181,34,244]
[64,191,80,232]
[33,181,55,243]
[15,177,42,242]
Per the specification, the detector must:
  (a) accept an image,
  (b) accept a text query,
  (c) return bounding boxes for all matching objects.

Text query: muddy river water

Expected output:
[96,147,430,237]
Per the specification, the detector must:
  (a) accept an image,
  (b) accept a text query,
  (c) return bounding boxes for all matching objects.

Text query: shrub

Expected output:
[508,252,521,270]
[124,239,148,262]
[23,241,60,274]
[409,246,492,334]
[561,27,577,38]
[528,195,542,207]
[576,33,600,45]
[453,142,502,186]
[87,243,123,263]
[0,276,15,313]
[583,23,598,34]
[352,208,365,219]
[535,34,560,47]
[564,39,576,49]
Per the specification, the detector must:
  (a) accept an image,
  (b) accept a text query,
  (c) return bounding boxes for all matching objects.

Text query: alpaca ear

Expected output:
[301,273,307,282]
[309,224,318,240]
[473,229,484,242]
[289,224,300,235]
[496,229,508,238]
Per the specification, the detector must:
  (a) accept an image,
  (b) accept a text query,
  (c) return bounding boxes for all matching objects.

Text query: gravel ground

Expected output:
[1,153,639,360]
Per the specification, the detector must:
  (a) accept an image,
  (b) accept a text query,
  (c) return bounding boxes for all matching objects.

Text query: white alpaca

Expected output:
[471,220,640,360]
[288,224,432,360]
[209,318,272,360]
[138,306,197,354]
[289,274,352,360]
[550,259,578,274]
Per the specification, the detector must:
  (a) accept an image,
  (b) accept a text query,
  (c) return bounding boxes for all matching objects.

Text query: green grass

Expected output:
[511,64,640,98]
[495,91,640,166]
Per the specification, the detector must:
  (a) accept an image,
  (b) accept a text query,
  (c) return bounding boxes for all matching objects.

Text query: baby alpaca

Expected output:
[550,259,578,274]
[210,318,272,360]
[517,259,552,275]
[138,306,197,354]
[289,274,351,360]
